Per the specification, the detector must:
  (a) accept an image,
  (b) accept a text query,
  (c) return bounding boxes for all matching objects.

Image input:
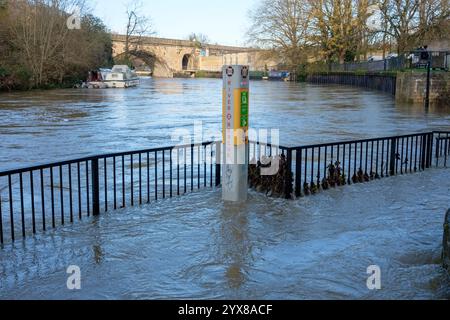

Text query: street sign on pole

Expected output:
[222,65,249,202]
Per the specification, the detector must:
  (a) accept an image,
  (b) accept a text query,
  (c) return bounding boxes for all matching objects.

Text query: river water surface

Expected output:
[0,78,449,299]
[1,78,449,171]
[0,169,449,299]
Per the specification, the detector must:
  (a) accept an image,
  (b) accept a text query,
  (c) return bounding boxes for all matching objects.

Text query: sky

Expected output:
[91,0,259,46]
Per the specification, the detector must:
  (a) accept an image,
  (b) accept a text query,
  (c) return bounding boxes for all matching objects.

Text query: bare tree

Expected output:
[2,0,111,89]
[248,0,449,68]
[124,0,154,62]
[378,0,420,53]
[0,1,7,48]
[414,0,449,45]
[378,0,449,53]
[6,0,87,87]
[60,14,112,82]
[247,0,311,70]
[187,33,210,48]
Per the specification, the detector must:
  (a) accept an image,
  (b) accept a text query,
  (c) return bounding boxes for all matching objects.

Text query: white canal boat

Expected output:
[103,65,140,88]
[82,65,139,89]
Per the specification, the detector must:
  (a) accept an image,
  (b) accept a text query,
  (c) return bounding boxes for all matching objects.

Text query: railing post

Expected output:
[285,148,293,199]
[91,158,100,216]
[389,137,397,176]
[426,133,433,168]
[435,136,440,167]
[295,148,302,197]
[215,142,221,187]
[420,134,427,170]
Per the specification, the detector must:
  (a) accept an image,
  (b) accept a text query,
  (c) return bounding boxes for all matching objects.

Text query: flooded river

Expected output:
[0,78,449,171]
[0,169,449,299]
[0,78,449,299]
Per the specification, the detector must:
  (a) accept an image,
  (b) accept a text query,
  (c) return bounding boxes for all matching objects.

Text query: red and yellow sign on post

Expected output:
[222,65,249,202]
[222,66,250,146]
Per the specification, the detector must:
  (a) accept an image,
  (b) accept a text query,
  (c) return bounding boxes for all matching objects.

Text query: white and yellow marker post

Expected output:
[222,65,249,202]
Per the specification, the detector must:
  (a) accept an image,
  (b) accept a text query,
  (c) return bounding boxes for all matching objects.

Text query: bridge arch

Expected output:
[115,50,173,77]
[182,54,195,70]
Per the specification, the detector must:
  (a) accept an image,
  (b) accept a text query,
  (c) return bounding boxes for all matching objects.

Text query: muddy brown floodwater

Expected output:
[0,78,449,299]
[0,78,449,171]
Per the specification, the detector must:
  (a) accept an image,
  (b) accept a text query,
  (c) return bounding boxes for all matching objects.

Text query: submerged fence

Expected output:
[0,131,449,244]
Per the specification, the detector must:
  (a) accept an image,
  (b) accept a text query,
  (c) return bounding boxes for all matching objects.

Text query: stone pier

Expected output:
[396,71,450,107]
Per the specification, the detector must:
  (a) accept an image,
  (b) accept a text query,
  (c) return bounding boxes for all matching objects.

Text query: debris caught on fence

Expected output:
[248,154,293,198]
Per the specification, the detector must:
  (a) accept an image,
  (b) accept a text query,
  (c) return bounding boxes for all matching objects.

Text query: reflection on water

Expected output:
[0,78,449,171]
[92,244,104,265]
[219,203,250,290]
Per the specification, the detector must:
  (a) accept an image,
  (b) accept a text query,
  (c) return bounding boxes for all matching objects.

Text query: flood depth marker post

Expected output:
[222,65,249,202]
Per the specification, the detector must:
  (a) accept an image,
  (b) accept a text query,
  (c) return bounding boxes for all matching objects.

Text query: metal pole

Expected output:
[426,133,433,168]
[420,134,427,170]
[222,65,249,202]
[91,158,100,216]
[389,138,397,176]
[215,141,221,187]
[425,52,432,110]
[285,149,293,199]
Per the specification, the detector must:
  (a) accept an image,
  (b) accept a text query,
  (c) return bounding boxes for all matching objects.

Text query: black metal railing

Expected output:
[329,56,405,72]
[435,132,450,168]
[281,131,449,198]
[248,140,290,161]
[310,51,449,73]
[0,131,449,245]
[307,73,397,95]
[0,141,221,244]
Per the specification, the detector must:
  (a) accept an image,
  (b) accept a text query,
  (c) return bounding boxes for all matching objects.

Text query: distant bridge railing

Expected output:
[0,132,448,244]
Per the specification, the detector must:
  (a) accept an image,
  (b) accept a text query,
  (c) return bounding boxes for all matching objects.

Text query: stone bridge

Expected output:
[111,35,278,77]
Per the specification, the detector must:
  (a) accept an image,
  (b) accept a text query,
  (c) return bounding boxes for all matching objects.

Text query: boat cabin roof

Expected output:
[111,65,131,73]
